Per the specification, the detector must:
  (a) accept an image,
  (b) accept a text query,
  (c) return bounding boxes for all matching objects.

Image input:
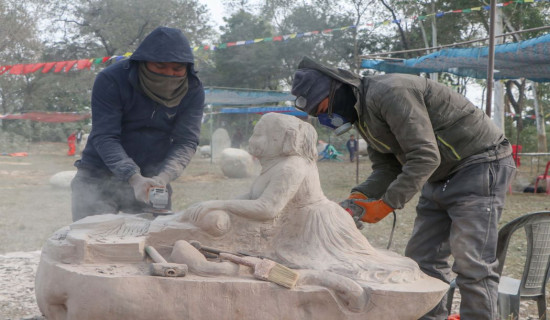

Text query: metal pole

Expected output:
[486,0,497,116]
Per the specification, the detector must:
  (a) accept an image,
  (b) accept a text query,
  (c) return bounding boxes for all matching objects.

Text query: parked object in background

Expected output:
[534,160,550,195]
[512,144,522,167]
[447,211,550,320]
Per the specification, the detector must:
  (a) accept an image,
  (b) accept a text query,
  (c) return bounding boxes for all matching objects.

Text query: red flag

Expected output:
[101,56,110,63]
[9,64,24,75]
[0,65,12,75]
[273,36,283,41]
[64,60,78,72]
[53,61,68,73]
[76,59,92,70]
[23,63,45,74]
[42,62,56,73]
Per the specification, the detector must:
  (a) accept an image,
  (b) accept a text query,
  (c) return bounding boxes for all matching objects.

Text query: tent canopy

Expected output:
[361,33,550,82]
[205,87,295,106]
[219,106,307,116]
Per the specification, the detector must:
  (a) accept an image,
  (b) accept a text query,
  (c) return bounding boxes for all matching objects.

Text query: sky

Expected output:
[201,0,228,29]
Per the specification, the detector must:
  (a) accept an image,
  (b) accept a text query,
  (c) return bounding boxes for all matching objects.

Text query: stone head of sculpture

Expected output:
[248,113,318,161]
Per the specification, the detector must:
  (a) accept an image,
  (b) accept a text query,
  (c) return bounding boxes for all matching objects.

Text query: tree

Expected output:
[44,0,215,57]
[199,9,282,89]
[0,0,44,115]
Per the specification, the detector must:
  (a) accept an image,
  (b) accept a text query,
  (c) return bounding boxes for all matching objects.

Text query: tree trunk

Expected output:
[531,82,548,152]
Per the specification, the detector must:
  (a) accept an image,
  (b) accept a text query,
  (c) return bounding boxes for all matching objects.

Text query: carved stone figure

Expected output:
[35,113,448,320]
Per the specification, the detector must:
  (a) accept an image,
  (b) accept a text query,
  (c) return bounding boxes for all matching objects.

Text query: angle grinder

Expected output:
[147,186,173,216]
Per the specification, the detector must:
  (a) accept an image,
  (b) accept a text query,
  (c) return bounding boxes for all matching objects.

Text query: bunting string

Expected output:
[0,0,548,76]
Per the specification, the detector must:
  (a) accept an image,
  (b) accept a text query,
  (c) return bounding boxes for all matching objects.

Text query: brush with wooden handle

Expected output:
[220,252,299,289]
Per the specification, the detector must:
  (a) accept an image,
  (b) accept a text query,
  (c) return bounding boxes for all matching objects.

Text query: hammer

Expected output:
[145,246,188,277]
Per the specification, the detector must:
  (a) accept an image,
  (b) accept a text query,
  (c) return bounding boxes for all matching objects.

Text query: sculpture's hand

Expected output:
[182,200,223,223]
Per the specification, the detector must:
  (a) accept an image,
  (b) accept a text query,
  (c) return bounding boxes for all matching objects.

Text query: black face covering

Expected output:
[331,84,358,123]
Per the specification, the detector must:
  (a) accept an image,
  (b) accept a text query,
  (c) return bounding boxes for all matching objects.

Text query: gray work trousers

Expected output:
[71,167,172,222]
[405,155,516,320]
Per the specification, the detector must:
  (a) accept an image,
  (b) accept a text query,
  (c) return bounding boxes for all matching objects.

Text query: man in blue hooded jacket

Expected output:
[71,27,205,221]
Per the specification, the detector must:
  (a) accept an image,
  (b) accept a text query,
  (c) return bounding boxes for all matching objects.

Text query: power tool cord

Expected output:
[387,211,397,250]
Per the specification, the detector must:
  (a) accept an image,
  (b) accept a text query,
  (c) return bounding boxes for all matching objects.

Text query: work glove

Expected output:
[128,173,157,203]
[151,172,171,187]
[340,192,394,228]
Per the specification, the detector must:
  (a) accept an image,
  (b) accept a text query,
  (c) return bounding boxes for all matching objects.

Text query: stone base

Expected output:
[36,254,448,320]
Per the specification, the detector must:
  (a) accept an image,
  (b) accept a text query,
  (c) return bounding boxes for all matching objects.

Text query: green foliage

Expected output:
[505,117,550,153]
[0,125,29,153]
[200,10,282,89]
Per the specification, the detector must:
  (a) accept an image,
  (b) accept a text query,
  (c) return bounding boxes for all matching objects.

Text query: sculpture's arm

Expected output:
[184,158,307,222]
[222,162,306,221]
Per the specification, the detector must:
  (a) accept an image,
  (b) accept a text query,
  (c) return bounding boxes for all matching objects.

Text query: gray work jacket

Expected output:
[298,57,512,209]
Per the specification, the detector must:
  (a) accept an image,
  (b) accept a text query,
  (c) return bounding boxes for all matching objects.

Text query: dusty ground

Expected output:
[0,142,549,319]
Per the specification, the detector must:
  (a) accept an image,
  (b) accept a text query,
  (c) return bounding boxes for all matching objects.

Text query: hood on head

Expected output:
[130,27,194,66]
[291,68,332,116]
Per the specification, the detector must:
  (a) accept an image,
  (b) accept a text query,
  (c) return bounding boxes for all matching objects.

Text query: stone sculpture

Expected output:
[35,113,448,320]
[211,127,231,160]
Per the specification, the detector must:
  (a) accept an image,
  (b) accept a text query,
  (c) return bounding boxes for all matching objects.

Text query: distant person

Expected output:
[67,132,76,156]
[346,134,358,162]
[76,128,84,145]
[71,27,205,222]
[231,128,243,148]
[76,128,84,144]
[291,56,515,320]
[75,128,84,153]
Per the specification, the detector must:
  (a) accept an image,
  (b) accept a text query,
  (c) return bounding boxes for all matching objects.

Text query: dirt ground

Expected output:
[0,142,549,319]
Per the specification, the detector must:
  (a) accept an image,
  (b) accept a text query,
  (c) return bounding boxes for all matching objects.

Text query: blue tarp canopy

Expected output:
[219,106,307,117]
[205,87,295,106]
[361,33,550,82]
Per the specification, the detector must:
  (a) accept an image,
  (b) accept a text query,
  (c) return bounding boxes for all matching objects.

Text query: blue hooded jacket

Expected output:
[79,27,205,181]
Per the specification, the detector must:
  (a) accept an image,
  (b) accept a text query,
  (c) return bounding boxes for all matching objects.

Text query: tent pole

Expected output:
[486,0,497,116]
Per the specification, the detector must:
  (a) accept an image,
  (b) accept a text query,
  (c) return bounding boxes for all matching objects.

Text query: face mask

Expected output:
[318,113,353,136]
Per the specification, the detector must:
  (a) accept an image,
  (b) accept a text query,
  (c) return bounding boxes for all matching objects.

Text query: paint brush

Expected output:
[220,253,299,289]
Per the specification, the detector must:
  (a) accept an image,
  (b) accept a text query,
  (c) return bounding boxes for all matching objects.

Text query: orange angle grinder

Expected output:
[147,186,173,216]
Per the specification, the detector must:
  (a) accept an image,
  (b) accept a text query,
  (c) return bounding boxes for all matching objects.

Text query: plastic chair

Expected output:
[447,211,550,319]
[534,161,550,195]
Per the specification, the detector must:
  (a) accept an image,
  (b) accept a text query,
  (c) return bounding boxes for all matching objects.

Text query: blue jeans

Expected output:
[405,155,516,320]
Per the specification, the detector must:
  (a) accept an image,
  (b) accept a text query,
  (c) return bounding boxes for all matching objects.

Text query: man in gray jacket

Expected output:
[291,56,516,319]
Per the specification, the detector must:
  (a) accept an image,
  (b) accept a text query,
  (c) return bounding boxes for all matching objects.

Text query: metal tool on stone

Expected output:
[145,245,187,277]
[189,240,271,260]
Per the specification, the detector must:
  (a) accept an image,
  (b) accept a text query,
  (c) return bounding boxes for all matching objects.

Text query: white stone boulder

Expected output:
[211,128,231,160]
[49,170,77,188]
[358,138,368,155]
[219,148,255,178]
[198,145,211,158]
